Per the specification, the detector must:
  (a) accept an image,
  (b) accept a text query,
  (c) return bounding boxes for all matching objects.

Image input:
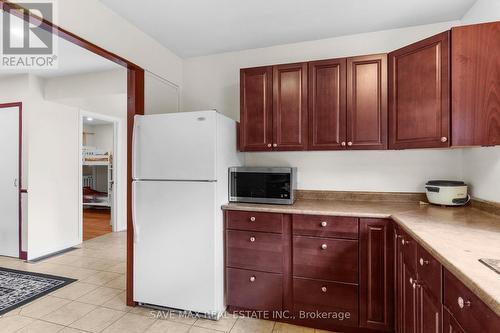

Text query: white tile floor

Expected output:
[0,232,334,333]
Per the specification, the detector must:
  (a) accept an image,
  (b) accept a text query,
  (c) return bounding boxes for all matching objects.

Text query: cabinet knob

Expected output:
[250,236,256,242]
[320,221,328,227]
[347,141,353,146]
[249,276,256,282]
[321,244,328,250]
[273,143,278,147]
[321,286,327,293]
[250,216,256,222]
[441,136,448,143]
[341,141,346,146]
[457,297,471,309]
[267,143,272,148]
[419,258,429,266]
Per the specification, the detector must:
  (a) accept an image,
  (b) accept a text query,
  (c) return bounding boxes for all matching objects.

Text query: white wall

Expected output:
[461,147,500,202]
[27,76,80,260]
[182,21,465,194]
[44,70,128,232]
[52,0,183,85]
[246,150,463,193]
[461,0,500,24]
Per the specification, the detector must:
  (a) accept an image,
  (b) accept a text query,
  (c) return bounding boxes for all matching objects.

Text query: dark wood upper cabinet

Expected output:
[239,66,273,151]
[451,21,500,146]
[308,58,347,150]
[273,63,308,150]
[359,218,394,332]
[347,54,388,150]
[388,31,450,149]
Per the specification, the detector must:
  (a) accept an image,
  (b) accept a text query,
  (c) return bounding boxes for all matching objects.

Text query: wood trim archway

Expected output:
[0,1,143,306]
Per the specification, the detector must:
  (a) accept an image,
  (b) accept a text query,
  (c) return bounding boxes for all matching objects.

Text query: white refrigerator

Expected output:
[132,110,243,318]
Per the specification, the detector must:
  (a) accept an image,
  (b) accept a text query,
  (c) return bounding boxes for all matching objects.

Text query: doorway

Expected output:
[0,103,22,258]
[80,112,121,241]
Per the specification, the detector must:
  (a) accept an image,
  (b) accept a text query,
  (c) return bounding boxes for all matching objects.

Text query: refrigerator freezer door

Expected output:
[133,111,217,181]
[133,180,223,314]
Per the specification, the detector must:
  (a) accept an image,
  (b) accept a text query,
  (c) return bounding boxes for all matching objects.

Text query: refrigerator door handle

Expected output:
[132,181,140,244]
[132,117,140,179]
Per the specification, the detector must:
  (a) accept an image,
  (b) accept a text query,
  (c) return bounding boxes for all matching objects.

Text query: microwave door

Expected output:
[230,171,293,204]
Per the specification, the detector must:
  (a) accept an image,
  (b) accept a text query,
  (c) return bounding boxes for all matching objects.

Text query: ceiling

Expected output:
[100,0,476,58]
[83,116,113,126]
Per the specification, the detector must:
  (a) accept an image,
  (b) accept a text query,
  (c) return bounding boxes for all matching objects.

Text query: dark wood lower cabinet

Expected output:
[417,285,441,333]
[293,277,358,327]
[443,308,466,333]
[359,218,394,331]
[225,210,500,333]
[226,267,282,311]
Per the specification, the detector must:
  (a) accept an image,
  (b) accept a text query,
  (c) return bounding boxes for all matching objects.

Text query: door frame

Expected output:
[1,1,145,305]
[0,102,24,259]
[79,111,124,238]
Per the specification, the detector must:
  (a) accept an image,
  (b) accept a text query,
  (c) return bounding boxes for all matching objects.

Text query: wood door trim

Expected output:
[0,1,145,306]
[0,102,23,259]
[346,54,388,150]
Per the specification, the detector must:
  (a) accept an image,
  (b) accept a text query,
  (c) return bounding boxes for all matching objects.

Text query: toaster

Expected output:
[425,180,470,206]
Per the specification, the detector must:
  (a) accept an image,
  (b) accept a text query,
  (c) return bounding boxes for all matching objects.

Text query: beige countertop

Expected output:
[222,200,500,317]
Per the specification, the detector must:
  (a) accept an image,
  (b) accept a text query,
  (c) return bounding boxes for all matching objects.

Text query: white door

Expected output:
[0,106,20,257]
[133,111,217,181]
[133,180,222,314]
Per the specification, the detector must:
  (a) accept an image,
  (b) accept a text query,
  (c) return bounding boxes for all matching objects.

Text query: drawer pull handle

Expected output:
[457,297,471,309]
[419,258,429,266]
[320,221,328,227]
[249,236,256,242]
[249,216,256,222]
[249,276,256,282]
[321,244,328,250]
[402,239,410,245]
[321,286,327,293]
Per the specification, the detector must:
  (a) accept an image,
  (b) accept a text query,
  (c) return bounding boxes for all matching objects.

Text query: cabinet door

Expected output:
[273,63,308,150]
[451,21,500,146]
[359,218,394,331]
[402,262,417,333]
[417,285,441,333]
[240,66,273,151]
[443,309,466,333]
[395,229,404,333]
[388,31,450,149]
[308,58,346,150]
[347,54,388,150]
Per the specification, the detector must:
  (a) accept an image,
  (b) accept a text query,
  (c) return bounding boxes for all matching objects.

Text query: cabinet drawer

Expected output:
[293,215,358,239]
[226,211,283,233]
[416,244,441,302]
[293,277,358,327]
[444,269,500,333]
[227,268,282,311]
[293,236,358,283]
[226,230,283,273]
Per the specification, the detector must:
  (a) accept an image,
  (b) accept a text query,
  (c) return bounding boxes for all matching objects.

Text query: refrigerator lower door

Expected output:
[133,180,223,315]
[133,111,217,181]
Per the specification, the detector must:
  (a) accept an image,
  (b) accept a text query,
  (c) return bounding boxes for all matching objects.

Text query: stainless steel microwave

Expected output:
[228,167,297,205]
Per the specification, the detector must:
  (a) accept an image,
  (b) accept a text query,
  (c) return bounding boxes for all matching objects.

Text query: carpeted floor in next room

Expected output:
[0,232,334,333]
